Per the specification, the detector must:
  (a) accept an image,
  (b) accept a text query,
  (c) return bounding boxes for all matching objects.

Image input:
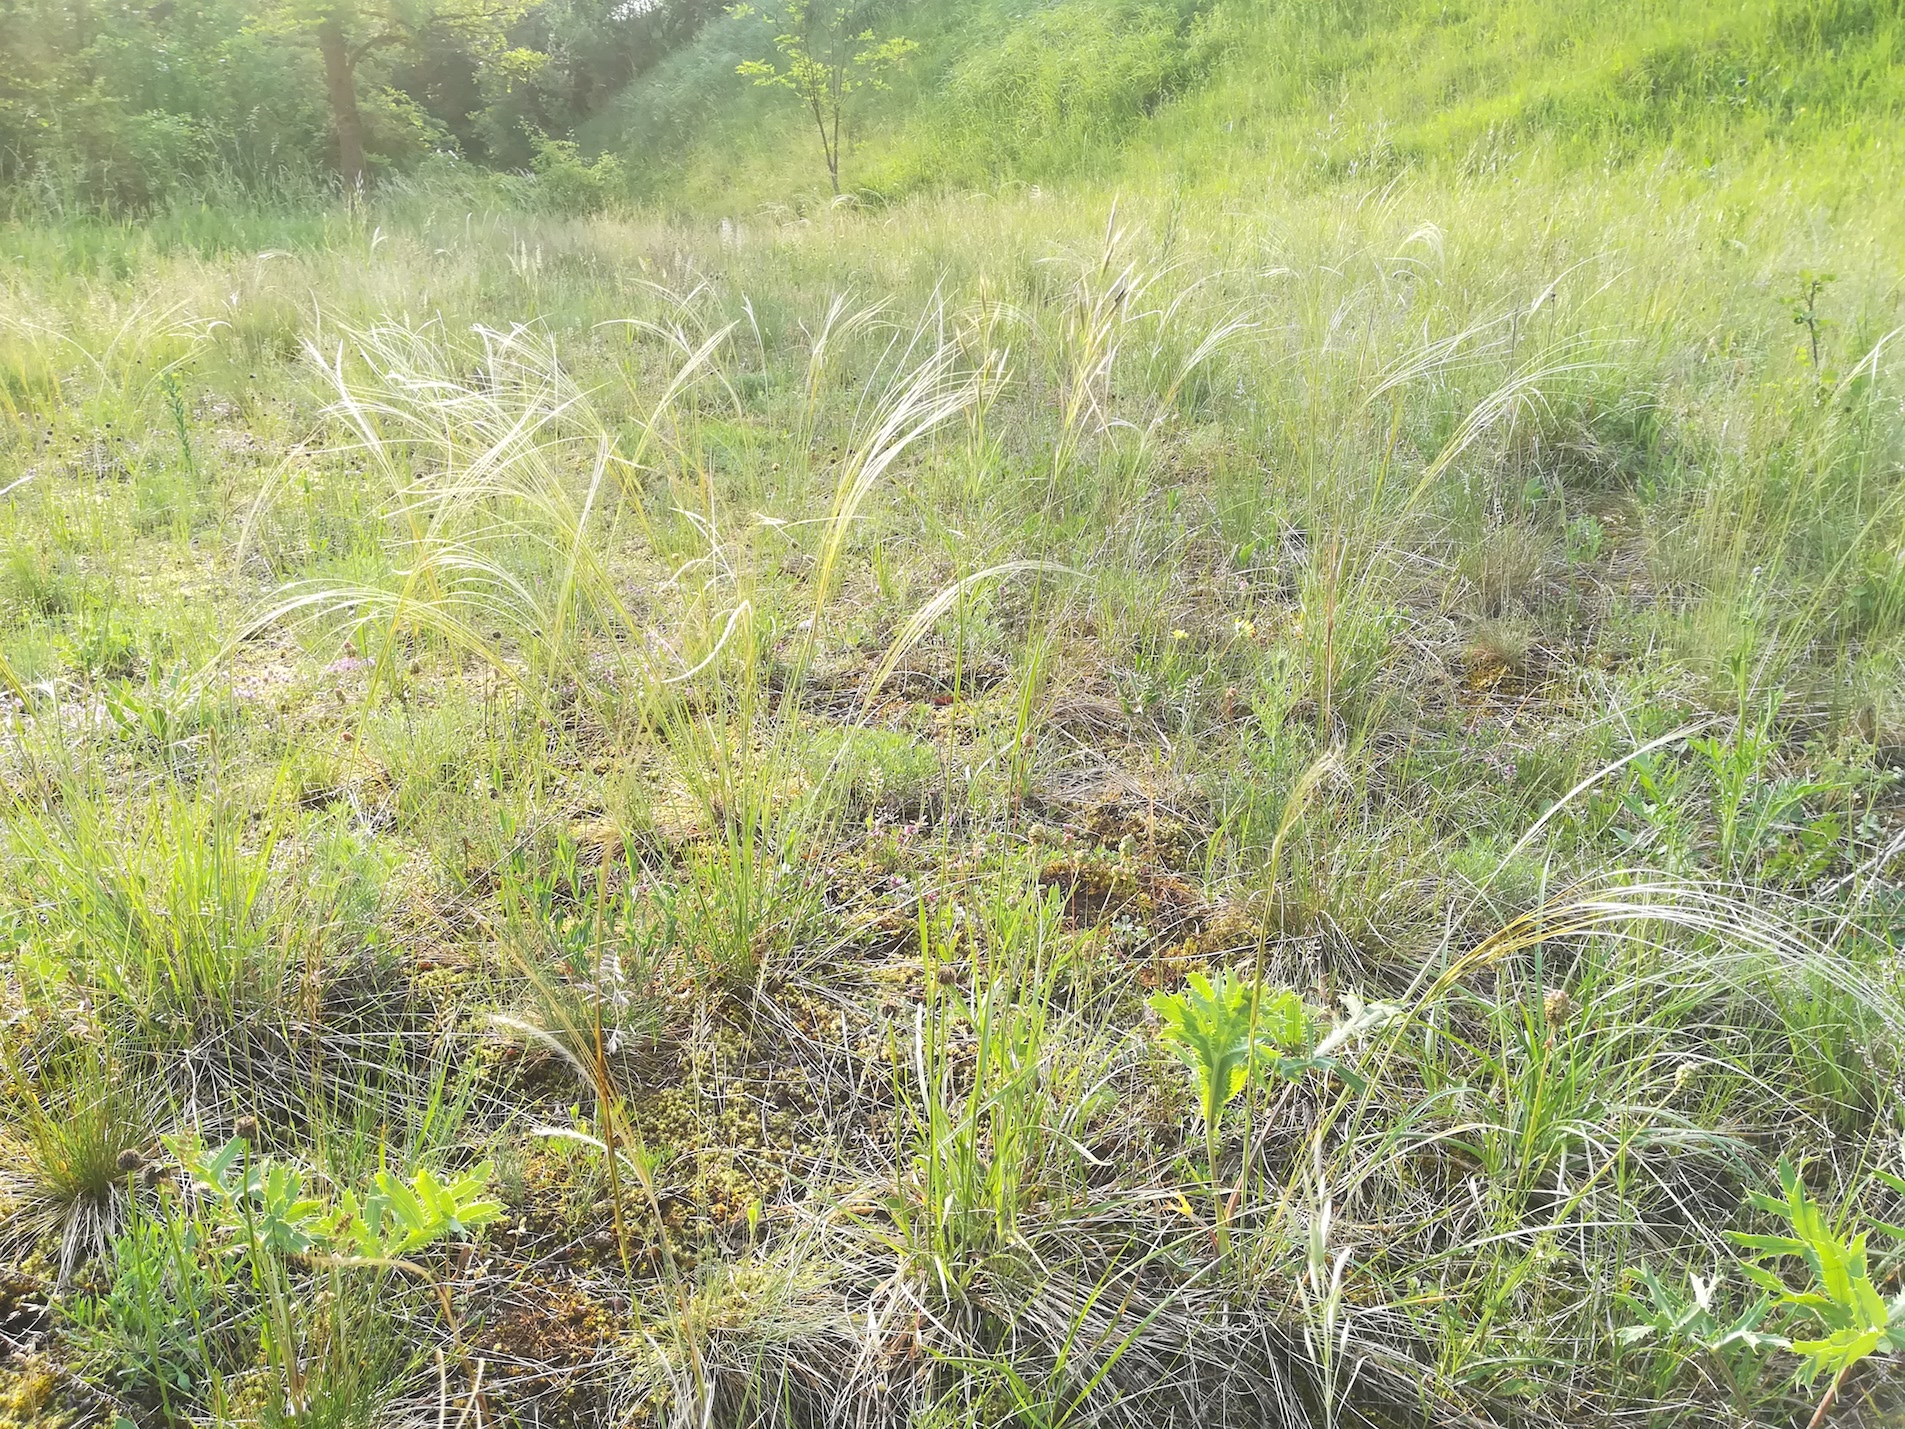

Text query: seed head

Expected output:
[234,1115,260,1143]
[115,1148,145,1174]
[1543,988,1571,1029]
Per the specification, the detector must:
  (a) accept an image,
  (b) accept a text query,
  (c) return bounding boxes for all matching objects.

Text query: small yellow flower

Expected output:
[1232,618,1255,638]
[1171,628,1189,641]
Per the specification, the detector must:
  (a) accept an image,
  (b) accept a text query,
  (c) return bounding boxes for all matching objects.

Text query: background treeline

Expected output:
[0,0,724,211]
[1,0,1901,215]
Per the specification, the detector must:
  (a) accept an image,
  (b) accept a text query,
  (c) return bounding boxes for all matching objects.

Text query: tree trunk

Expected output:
[318,19,366,191]
[826,68,841,193]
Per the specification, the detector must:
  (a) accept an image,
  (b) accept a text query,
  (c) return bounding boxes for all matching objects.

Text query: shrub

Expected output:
[530,138,627,216]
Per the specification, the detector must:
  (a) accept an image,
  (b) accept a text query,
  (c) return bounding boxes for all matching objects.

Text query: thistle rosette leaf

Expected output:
[1150,971,1310,1135]
[1728,1158,1905,1387]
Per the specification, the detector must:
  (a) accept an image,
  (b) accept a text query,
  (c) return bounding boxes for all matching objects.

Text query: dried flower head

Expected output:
[234,1115,260,1143]
[1543,988,1571,1028]
[115,1148,145,1174]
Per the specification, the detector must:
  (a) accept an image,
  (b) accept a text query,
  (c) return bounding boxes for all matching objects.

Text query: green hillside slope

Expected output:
[603,0,1904,207]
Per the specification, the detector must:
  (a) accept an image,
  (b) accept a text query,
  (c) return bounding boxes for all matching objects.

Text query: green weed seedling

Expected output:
[176,1134,504,1262]
[1628,1158,1905,1426]
[168,1132,502,1416]
[1615,1264,1779,1405]
[103,665,221,768]
[73,1198,240,1416]
[343,1163,509,1259]
[1150,970,1375,1236]
[1729,1158,1905,1425]
[1785,271,1838,382]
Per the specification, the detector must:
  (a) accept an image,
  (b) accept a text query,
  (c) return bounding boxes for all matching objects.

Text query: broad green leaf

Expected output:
[1790,1326,1883,1382]
[1871,1168,1905,1198]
